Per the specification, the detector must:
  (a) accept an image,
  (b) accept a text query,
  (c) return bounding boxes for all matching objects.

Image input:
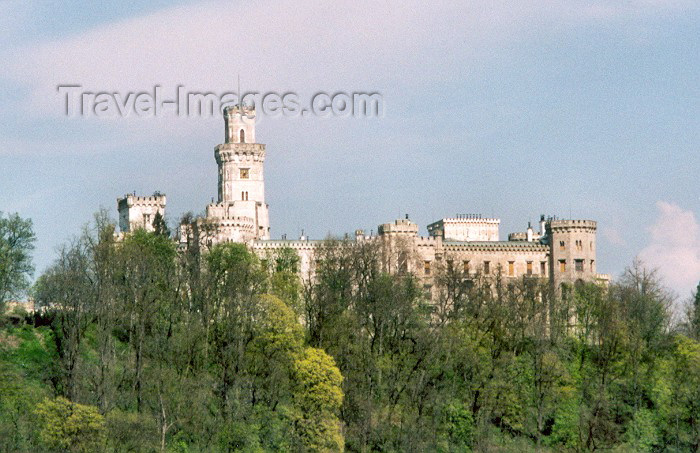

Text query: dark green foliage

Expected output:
[1,217,699,452]
[0,212,35,308]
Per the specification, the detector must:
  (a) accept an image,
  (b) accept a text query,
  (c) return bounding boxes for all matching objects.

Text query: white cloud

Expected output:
[638,201,700,298]
[602,225,626,247]
[2,0,694,140]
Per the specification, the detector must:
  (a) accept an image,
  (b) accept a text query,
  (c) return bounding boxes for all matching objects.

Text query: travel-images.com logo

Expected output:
[57,85,384,119]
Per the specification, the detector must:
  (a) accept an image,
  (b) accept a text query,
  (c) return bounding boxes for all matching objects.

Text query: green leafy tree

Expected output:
[292,347,344,452]
[688,281,700,341]
[152,211,170,238]
[0,212,35,309]
[116,229,177,412]
[653,335,700,450]
[35,397,106,453]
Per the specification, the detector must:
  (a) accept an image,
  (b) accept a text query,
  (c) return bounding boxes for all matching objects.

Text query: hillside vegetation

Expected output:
[1,212,700,452]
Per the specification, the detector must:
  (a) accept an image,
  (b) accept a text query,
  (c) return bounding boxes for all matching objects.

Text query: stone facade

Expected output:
[117,193,166,233]
[427,215,500,242]
[119,109,609,292]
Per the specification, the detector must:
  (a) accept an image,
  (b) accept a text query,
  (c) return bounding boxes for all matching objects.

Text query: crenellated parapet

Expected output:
[443,241,549,253]
[215,143,266,163]
[428,215,500,242]
[548,219,597,234]
[118,194,166,209]
[117,193,166,233]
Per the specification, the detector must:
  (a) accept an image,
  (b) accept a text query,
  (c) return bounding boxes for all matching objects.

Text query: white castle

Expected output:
[118,107,608,292]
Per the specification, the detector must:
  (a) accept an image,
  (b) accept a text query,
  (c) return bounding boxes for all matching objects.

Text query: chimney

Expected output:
[539,214,546,236]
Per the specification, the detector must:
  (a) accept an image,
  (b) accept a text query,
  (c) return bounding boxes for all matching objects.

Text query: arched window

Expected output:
[240,129,245,143]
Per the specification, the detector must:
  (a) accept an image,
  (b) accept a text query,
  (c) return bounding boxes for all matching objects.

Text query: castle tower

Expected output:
[547,219,597,290]
[205,106,270,242]
[117,193,166,233]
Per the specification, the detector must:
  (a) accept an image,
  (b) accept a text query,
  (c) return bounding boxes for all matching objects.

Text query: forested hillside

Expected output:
[1,212,700,452]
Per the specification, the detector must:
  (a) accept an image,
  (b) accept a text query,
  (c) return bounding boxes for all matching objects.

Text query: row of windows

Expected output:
[558,259,595,272]
[429,260,548,276]
[559,240,594,251]
[219,168,251,179]
[424,258,596,276]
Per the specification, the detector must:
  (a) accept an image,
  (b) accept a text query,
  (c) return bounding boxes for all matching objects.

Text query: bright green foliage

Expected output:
[269,270,302,314]
[250,294,304,359]
[443,402,475,449]
[547,394,582,449]
[653,335,700,450]
[3,217,699,452]
[292,347,344,452]
[35,397,107,452]
[623,409,659,452]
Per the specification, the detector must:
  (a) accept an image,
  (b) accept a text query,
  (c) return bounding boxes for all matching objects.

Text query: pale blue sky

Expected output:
[0,0,698,298]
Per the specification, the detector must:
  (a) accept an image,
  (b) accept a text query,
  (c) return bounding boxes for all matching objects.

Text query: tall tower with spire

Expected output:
[202,106,270,242]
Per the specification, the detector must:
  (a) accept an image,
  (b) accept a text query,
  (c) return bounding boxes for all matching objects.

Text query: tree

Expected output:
[292,347,344,452]
[0,212,35,309]
[35,237,95,401]
[688,282,700,341]
[204,242,266,420]
[35,397,106,453]
[115,229,177,412]
[653,335,700,450]
[152,211,170,238]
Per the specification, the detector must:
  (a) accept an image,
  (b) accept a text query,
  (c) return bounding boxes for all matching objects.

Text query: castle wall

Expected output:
[117,194,166,233]
[548,219,597,289]
[427,217,500,242]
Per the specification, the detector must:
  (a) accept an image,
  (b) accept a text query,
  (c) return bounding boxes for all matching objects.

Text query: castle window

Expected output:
[424,261,431,276]
[540,261,546,276]
[463,260,470,273]
[508,261,514,276]
[526,261,533,275]
[240,129,245,143]
[559,241,565,251]
[590,241,594,251]
[576,240,583,251]
[240,168,250,179]
[590,260,595,272]
[575,259,584,272]
[559,260,566,272]
[483,261,490,275]
[398,252,408,274]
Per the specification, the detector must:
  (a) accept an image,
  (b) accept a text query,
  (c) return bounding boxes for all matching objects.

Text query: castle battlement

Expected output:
[378,218,419,236]
[118,193,166,208]
[548,219,597,232]
[215,143,266,160]
[117,193,166,234]
[437,216,500,223]
[161,107,603,293]
[428,215,500,242]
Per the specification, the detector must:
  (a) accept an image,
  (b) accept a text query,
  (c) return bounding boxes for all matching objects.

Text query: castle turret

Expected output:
[208,106,270,241]
[117,193,166,233]
[547,219,597,290]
